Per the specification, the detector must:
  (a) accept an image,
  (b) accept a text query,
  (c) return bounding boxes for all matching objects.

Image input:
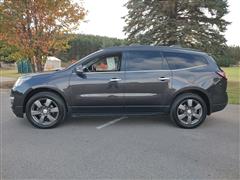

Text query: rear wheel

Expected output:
[26,92,66,128]
[170,93,207,128]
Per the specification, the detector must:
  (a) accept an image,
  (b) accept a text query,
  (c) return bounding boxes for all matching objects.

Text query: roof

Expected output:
[103,45,207,55]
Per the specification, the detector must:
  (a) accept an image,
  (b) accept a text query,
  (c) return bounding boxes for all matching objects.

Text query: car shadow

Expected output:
[17,114,217,129]
[63,114,174,128]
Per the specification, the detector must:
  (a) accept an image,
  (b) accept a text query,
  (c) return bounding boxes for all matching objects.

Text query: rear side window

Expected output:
[208,55,221,70]
[125,51,168,71]
[163,52,208,70]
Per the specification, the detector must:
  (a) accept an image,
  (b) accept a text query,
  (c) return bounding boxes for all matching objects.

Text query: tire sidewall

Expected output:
[171,93,207,128]
[26,92,66,129]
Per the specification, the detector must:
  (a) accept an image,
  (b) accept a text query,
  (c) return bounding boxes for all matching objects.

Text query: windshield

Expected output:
[64,50,103,70]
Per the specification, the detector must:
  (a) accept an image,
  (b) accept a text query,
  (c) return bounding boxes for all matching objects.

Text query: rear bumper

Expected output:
[211,92,228,113]
[212,103,227,113]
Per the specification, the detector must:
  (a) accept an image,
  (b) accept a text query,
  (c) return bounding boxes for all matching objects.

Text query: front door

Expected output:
[69,53,124,115]
[123,50,172,114]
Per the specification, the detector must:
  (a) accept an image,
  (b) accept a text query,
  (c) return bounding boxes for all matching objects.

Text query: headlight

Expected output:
[14,76,31,87]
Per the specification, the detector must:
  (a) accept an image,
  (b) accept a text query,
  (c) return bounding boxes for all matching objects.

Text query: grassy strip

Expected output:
[227,81,240,104]
[222,67,240,104]
[0,69,20,78]
[222,67,240,82]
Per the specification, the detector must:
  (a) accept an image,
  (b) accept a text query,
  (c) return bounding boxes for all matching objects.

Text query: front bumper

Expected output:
[10,89,24,118]
[11,105,24,118]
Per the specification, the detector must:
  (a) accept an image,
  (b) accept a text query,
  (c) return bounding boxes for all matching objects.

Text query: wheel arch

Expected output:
[23,87,68,113]
[171,88,211,115]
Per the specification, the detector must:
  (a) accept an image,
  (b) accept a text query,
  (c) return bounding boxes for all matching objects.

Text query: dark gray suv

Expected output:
[10,45,228,129]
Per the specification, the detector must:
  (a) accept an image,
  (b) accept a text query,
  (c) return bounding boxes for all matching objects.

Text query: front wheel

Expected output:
[25,92,66,128]
[170,93,207,128]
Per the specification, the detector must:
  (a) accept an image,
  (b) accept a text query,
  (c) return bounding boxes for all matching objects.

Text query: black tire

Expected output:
[25,92,66,129]
[170,93,207,129]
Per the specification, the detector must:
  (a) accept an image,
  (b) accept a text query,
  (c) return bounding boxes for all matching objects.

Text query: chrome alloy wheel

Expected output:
[30,98,59,126]
[177,99,203,125]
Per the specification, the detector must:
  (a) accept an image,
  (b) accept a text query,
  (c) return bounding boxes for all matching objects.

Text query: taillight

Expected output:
[216,70,227,80]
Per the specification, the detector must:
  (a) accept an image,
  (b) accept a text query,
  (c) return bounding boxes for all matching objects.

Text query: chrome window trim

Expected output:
[125,69,170,73]
[171,64,207,71]
[83,71,124,75]
[125,64,207,73]
[73,64,207,74]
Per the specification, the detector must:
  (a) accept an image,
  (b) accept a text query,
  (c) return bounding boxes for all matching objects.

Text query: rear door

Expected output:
[123,50,172,114]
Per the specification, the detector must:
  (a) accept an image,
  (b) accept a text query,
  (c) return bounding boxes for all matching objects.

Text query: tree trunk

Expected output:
[168,0,178,45]
[31,63,36,73]
[36,58,43,72]
[29,57,36,73]
[35,49,43,72]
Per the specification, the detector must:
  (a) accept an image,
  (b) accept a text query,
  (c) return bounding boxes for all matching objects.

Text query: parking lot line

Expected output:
[96,116,128,130]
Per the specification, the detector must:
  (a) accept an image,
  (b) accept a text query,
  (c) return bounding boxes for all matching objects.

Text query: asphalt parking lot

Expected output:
[1,90,239,179]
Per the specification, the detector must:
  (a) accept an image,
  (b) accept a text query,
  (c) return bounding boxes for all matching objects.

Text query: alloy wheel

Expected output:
[30,98,59,126]
[177,99,203,125]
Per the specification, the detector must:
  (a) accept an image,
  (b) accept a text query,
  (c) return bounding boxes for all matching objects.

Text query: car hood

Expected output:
[20,70,60,79]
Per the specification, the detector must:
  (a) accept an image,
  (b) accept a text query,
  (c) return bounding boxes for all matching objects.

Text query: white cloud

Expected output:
[224,0,240,46]
[78,0,127,39]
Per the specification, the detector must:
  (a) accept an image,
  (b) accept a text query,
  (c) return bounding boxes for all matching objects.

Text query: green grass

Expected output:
[221,67,240,104]
[227,81,240,104]
[222,67,240,82]
[0,69,21,78]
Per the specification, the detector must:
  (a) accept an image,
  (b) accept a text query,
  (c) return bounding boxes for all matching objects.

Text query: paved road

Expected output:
[1,90,239,179]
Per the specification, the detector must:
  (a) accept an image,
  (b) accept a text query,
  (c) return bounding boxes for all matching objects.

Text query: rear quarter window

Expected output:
[163,52,208,70]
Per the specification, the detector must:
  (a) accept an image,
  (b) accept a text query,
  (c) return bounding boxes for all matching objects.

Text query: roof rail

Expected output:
[169,45,182,48]
[129,43,143,46]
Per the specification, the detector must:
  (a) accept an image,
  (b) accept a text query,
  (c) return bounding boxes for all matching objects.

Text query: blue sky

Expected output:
[79,0,240,46]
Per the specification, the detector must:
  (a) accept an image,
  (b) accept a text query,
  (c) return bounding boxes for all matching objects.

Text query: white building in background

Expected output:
[44,56,62,71]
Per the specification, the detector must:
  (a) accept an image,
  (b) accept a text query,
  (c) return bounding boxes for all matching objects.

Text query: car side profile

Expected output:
[10,45,228,129]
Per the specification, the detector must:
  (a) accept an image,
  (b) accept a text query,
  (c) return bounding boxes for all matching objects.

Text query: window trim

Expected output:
[162,51,209,70]
[123,64,206,73]
[84,71,124,75]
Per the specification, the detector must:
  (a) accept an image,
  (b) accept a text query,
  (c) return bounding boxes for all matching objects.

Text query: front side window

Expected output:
[163,52,208,70]
[84,54,121,72]
[125,51,168,71]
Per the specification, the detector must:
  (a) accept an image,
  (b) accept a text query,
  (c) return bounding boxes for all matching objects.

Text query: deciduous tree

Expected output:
[0,0,86,72]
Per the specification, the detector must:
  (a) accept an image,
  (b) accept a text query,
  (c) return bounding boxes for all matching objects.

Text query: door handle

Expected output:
[158,77,170,81]
[109,78,122,82]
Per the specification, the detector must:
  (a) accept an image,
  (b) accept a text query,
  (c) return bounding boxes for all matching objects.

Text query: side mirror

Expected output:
[75,65,85,75]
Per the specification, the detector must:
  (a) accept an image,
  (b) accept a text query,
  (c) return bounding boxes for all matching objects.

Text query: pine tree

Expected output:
[123,0,230,56]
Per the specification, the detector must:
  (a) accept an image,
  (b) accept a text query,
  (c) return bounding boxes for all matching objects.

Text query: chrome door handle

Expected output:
[158,77,170,81]
[109,78,122,82]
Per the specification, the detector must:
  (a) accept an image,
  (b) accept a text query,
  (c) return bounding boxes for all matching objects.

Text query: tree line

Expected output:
[1,33,239,67]
[61,35,240,67]
[56,34,125,61]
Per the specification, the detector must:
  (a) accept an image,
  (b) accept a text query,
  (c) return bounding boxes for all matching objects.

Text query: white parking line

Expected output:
[96,116,128,130]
